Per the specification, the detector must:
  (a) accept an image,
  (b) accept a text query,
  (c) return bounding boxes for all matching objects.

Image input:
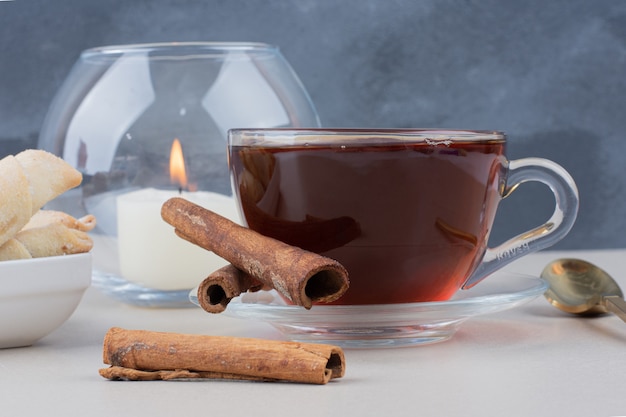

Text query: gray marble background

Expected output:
[1,0,625,250]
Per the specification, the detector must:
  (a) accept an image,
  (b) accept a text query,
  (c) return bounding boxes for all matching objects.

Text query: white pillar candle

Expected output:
[117,188,240,291]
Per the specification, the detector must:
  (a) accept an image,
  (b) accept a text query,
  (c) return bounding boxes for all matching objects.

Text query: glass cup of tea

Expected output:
[227,128,579,305]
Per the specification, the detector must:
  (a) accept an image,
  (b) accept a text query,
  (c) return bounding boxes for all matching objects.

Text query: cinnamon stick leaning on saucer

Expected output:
[161,197,349,309]
[197,264,266,313]
[99,327,345,384]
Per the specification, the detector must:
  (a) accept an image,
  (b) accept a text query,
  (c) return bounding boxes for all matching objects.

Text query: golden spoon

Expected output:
[540,258,626,321]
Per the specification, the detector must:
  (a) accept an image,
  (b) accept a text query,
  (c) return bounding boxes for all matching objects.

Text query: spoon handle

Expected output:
[602,296,626,323]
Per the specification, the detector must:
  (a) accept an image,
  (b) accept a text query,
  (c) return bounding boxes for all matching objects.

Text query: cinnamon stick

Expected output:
[161,197,349,309]
[99,327,345,384]
[197,264,265,314]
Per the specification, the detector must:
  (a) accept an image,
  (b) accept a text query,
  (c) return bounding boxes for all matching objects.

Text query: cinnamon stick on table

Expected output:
[99,327,345,385]
[161,197,349,309]
[197,264,265,314]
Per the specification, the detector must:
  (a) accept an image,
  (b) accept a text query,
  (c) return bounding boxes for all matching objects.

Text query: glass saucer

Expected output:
[189,272,547,349]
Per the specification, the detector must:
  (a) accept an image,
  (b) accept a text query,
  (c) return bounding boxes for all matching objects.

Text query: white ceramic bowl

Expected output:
[0,253,92,349]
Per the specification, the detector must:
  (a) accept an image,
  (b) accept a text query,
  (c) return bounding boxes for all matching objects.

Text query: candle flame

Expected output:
[169,138,187,189]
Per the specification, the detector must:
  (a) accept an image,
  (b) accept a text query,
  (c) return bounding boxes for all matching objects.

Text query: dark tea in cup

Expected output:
[228,129,578,305]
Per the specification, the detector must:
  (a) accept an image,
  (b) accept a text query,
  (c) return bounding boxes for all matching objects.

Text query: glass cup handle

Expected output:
[462,157,579,289]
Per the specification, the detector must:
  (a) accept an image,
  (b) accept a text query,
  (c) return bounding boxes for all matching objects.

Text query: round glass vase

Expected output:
[38,42,321,307]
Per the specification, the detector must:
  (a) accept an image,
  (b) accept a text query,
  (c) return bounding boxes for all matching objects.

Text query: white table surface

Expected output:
[2,249,625,417]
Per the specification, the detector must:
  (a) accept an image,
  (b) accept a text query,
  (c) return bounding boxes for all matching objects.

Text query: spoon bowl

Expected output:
[541,258,624,316]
